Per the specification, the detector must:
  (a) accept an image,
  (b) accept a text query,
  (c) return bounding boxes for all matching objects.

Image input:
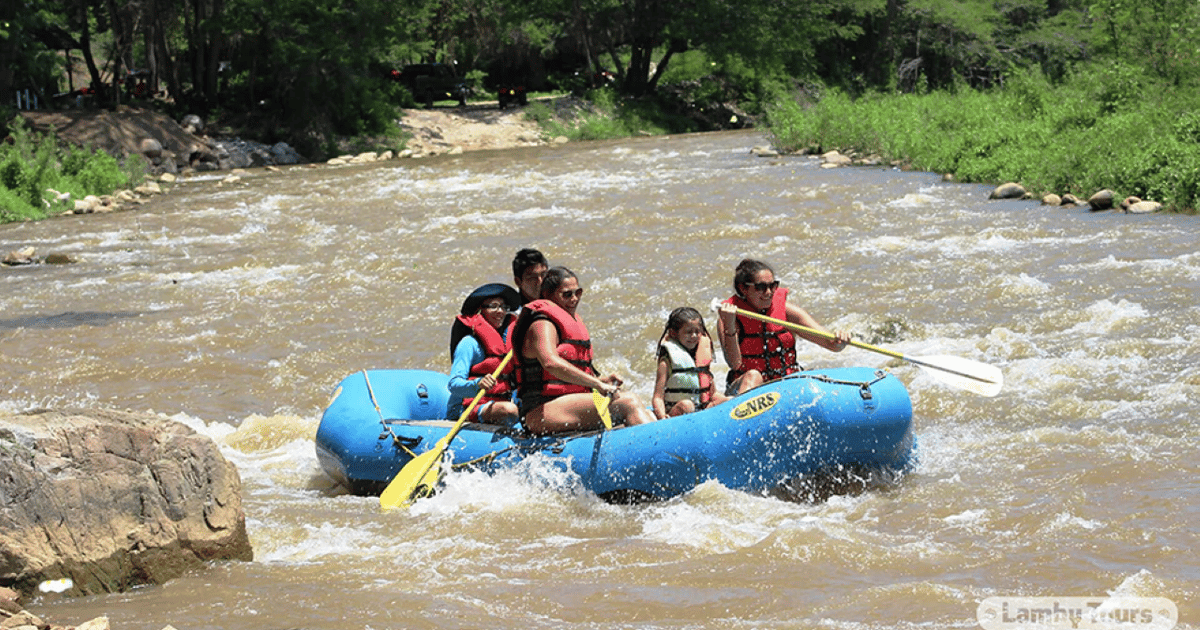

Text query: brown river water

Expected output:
[3,129,1197,629]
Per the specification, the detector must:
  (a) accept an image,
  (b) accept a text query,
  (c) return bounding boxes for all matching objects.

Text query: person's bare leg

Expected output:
[612,394,656,426]
[731,370,764,396]
[668,400,696,417]
[480,401,519,424]
[522,394,603,434]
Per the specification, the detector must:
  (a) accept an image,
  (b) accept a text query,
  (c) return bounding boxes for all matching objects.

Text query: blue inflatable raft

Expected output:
[315,367,916,502]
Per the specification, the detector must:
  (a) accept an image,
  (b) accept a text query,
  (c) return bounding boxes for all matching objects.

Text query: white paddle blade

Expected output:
[909,355,1003,397]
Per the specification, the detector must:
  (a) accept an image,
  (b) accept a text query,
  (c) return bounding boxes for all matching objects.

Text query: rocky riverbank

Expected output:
[13,102,556,217]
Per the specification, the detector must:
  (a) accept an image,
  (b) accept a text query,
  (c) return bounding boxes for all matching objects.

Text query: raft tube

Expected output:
[315,367,915,501]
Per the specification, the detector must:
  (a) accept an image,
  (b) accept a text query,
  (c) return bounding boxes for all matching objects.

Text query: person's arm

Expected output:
[785,302,850,352]
[651,353,670,419]
[447,336,488,399]
[717,302,743,368]
[527,319,616,395]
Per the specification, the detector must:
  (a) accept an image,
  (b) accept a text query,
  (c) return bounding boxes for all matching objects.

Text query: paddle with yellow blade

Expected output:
[731,307,1003,397]
[591,388,614,430]
[379,350,515,509]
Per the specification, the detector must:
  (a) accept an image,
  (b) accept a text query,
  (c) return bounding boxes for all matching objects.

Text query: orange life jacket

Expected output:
[512,299,596,403]
[723,287,798,385]
[454,313,516,408]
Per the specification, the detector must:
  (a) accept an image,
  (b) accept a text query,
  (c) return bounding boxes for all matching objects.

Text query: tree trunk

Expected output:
[204,0,224,101]
[646,38,686,92]
[104,0,126,107]
[0,0,15,104]
[155,24,182,103]
[78,4,106,102]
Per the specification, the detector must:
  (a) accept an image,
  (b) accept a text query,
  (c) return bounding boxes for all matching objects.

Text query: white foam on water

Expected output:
[1045,511,1104,533]
[852,234,922,256]
[943,508,988,527]
[1062,298,1149,336]
[995,272,1052,296]
[886,191,944,208]
[633,483,781,552]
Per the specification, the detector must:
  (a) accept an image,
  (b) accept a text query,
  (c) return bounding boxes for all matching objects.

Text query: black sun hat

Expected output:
[459,283,522,316]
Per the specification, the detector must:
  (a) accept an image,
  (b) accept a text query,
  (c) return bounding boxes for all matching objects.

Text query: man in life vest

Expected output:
[447,283,523,424]
[716,258,850,396]
[511,266,656,434]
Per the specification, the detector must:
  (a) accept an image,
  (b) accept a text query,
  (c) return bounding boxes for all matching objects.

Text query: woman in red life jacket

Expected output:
[716,259,851,396]
[511,267,656,434]
[447,283,522,425]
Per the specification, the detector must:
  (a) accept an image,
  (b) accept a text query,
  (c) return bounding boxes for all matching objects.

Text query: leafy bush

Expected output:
[764,64,1200,211]
[0,185,42,222]
[527,89,685,141]
[1,115,148,223]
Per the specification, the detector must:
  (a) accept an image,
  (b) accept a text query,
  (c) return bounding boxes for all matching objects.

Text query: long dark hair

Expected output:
[538,266,577,299]
[656,306,712,357]
[733,258,774,298]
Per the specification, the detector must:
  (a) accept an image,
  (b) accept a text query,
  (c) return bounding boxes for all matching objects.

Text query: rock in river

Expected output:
[0,408,253,600]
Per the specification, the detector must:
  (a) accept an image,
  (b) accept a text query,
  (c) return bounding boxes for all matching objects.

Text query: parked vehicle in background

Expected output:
[497,83,528,109]
[390,64,469,108]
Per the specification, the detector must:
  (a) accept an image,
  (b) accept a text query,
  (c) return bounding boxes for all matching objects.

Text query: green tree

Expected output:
[1091,0,1200,85]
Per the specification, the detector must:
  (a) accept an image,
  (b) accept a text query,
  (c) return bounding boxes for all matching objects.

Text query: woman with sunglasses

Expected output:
[447,283,523,425]
[717,259,851,396]
[512,267,656,434]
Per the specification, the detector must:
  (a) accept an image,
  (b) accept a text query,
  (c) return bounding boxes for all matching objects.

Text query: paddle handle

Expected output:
[730,307,905,361]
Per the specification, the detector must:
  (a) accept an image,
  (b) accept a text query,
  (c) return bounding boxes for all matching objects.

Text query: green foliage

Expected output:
[521,102,556,125]
[526,89,698,141]
[0,186,43,223]
[765,64,1200,211]
[0,117,145,223]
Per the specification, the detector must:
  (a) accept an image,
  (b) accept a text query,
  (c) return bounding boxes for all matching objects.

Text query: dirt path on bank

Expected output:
[397,103,549,155]
[17,102,551,161]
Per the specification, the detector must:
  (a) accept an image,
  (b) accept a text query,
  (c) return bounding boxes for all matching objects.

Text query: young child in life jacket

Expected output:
[651,307,731,419]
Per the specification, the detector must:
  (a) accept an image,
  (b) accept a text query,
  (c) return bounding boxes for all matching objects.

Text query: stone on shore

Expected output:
[1125,200,1163,214]
[989,182,1026,199]
[0,408,253,600]
[1088,189,1115,211]
[820,150,852,167]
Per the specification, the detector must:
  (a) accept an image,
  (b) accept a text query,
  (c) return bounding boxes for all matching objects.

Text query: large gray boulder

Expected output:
[0,409,253,600]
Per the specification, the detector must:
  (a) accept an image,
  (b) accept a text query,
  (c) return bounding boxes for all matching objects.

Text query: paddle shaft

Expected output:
[416,351,515,476]
[732,307,997,385]
[379,350,514,508]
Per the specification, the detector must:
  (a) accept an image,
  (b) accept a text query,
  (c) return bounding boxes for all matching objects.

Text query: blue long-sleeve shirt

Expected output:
[446,332,516,420]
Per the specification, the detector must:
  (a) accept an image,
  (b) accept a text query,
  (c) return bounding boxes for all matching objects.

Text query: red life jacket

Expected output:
[454,313,515,408]
[723,287,798,385]
[512,299,596,402]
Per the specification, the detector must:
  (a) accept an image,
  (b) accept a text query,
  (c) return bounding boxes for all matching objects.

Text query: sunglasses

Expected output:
[558,288,584,300]
[480,302,509,312]
[744,280,780,293]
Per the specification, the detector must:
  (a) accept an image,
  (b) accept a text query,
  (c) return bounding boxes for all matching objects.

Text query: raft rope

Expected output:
[362,370,420,459]
[792,370,890,399]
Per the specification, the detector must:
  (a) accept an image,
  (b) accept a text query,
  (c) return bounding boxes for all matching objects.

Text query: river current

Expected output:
[3,129,1196,629]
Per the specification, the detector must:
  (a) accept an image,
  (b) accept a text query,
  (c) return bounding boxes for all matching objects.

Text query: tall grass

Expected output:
[766,65,1200,212]
[525,88,693,141]
[1,116,146,223]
